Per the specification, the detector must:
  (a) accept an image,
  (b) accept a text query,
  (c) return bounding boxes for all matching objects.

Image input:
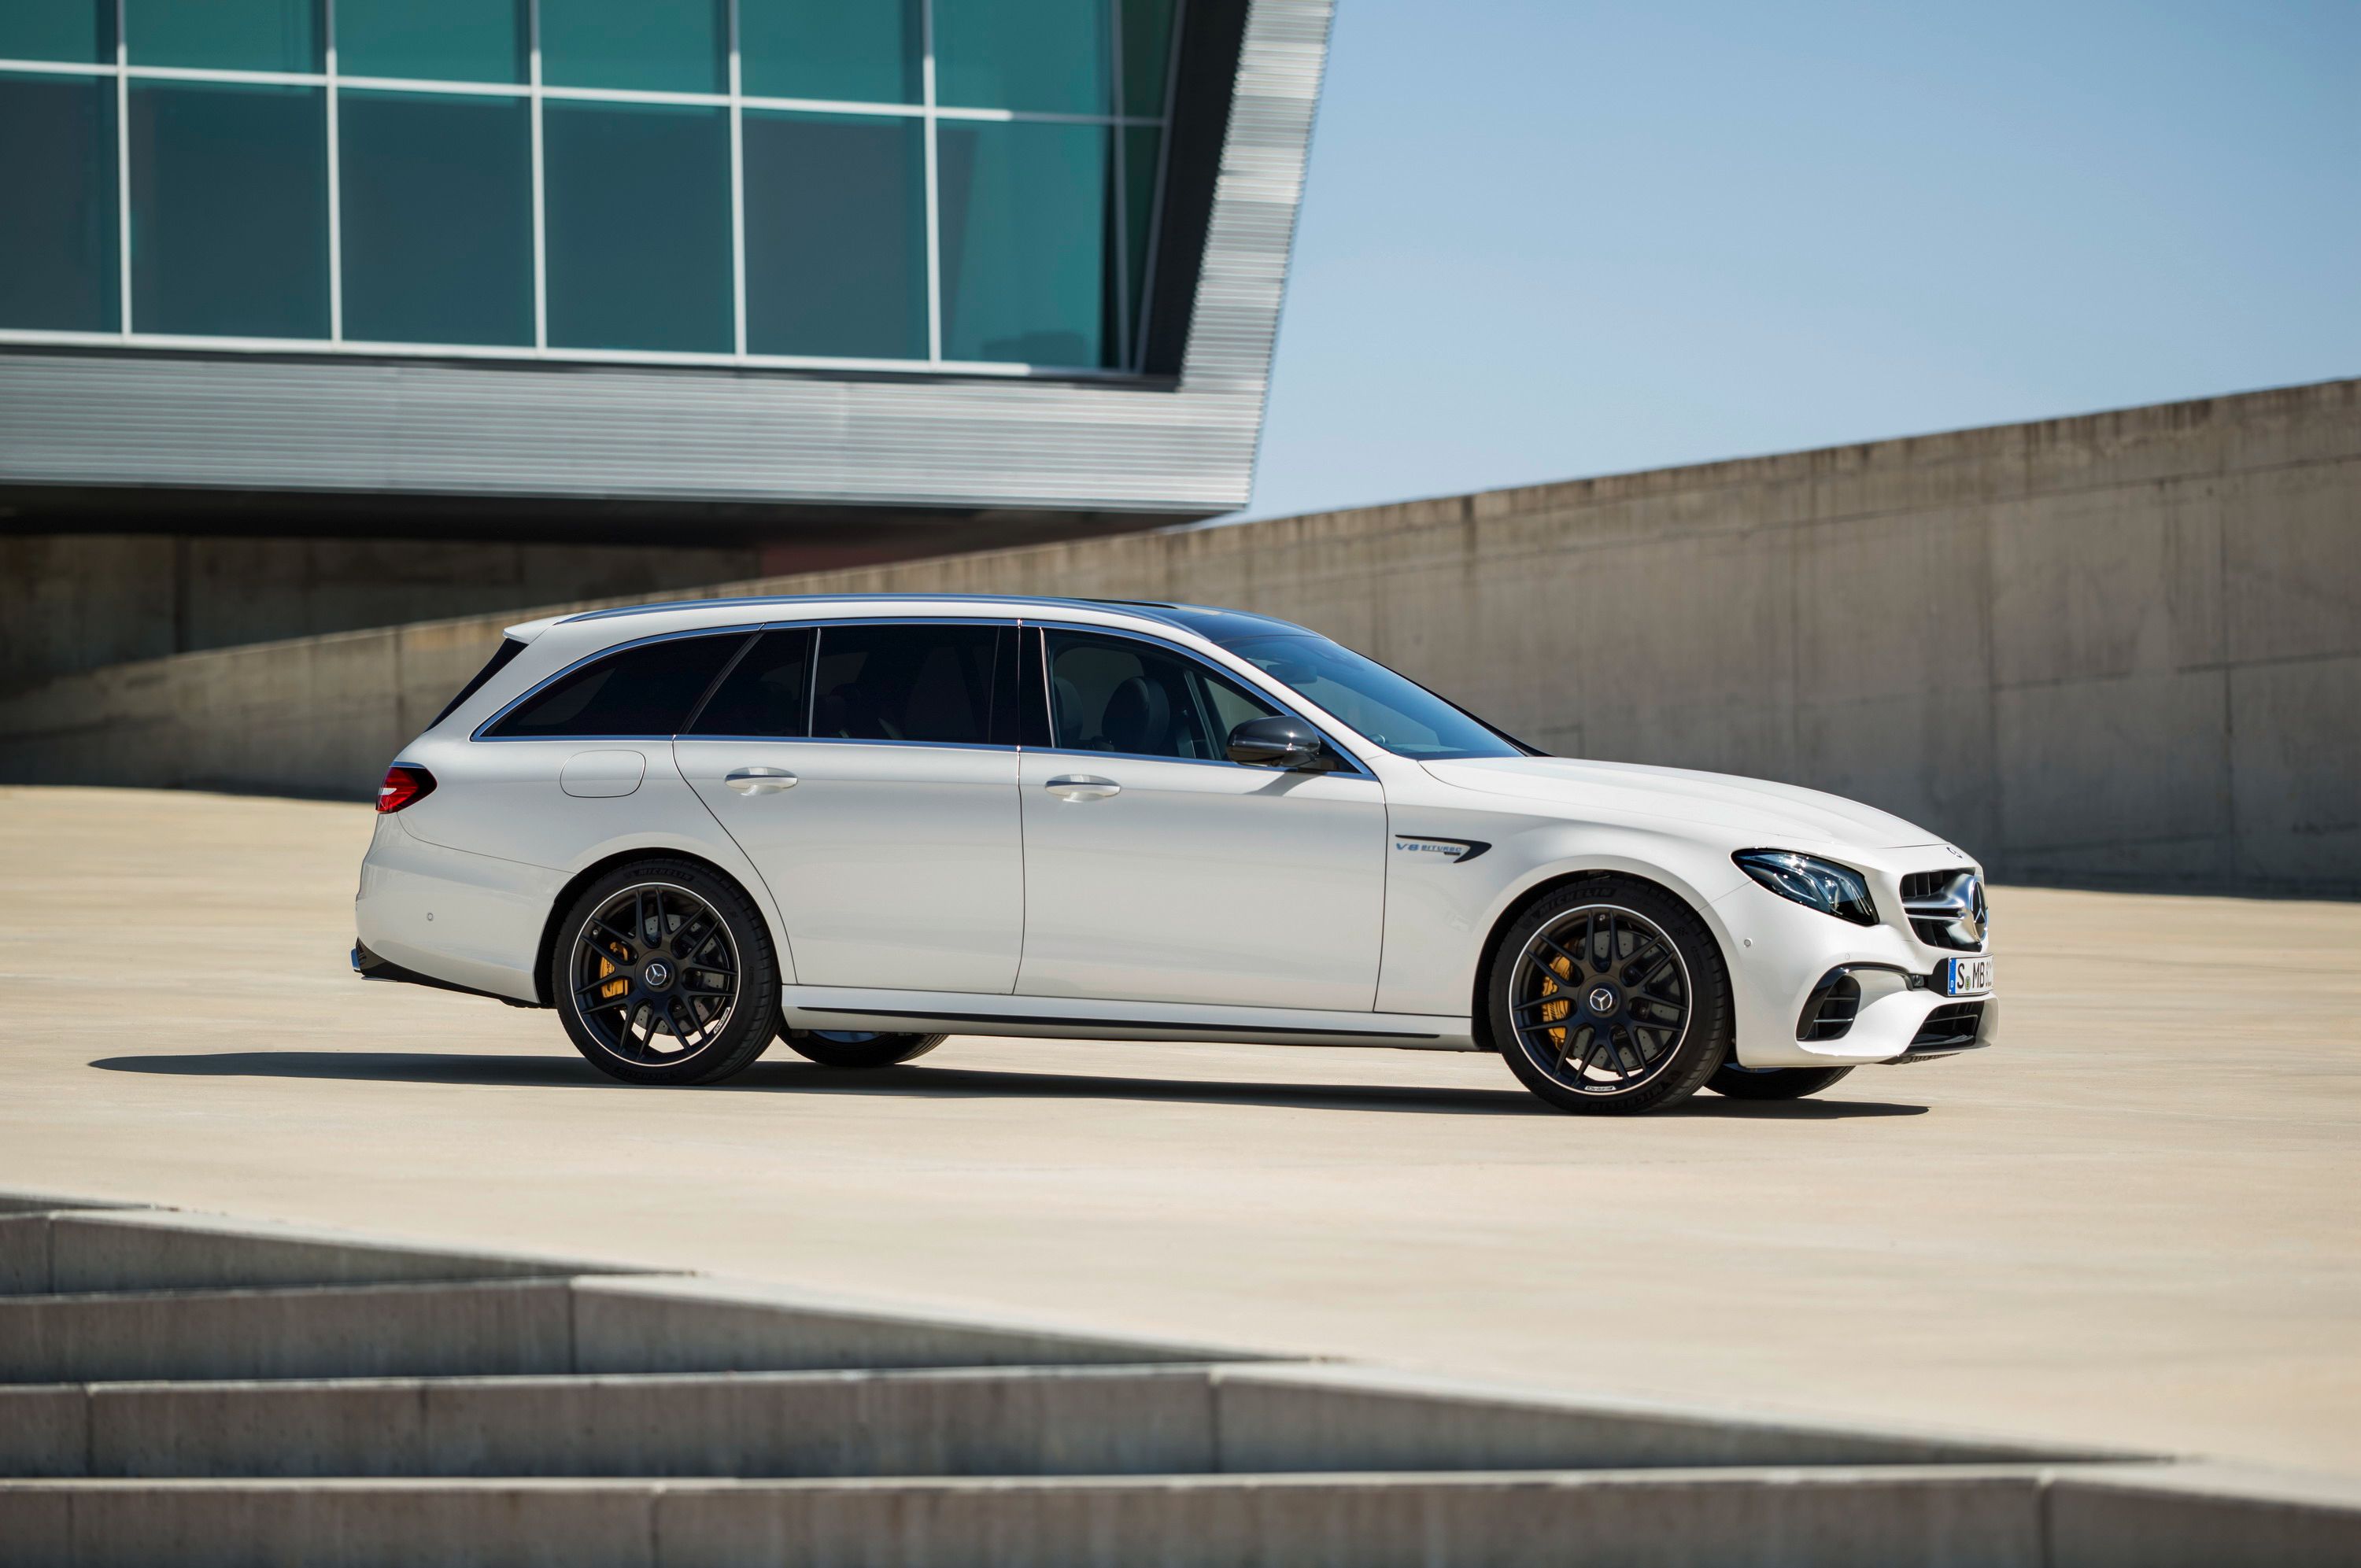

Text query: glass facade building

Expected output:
[0,0,1185,372]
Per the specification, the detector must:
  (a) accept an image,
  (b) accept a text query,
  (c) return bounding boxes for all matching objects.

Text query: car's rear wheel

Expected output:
[1709,1063,1853,1100]
[551,860,777,1086]
[1489,876,1732,1115]
[777,1027,946,1068]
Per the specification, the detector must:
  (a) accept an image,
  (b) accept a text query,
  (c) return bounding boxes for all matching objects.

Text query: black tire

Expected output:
[777,1027,947,1068]
[549,858,778,1087]
[1709,1064,1854,1101]
[1488,876,1732,1115]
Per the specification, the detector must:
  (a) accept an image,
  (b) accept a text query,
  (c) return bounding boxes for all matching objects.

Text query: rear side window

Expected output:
[485,633,747,739]
[686,628,813,737]
[431,636,527,728]
[812,623,1000,744]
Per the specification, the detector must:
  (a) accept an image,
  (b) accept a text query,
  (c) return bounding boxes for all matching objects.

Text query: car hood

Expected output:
[1421,756,1946,853]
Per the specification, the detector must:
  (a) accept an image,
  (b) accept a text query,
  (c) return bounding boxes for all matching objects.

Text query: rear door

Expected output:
[1015,626,1388,1010]
[674,620,1025,993]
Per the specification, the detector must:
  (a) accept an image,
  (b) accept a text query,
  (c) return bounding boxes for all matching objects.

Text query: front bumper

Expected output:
[1711,874,1996,1068]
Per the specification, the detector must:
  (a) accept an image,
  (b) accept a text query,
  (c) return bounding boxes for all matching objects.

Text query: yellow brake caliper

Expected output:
[1542,954,1572,1047]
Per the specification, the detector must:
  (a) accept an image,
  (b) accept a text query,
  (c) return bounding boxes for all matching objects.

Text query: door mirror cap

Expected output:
[1227,716,1328,770]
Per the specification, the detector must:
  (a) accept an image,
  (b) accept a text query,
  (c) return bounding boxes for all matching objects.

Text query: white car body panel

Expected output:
[354,594,1997,1074]
[1015,749,1387,1009]
[675,736,1023,993]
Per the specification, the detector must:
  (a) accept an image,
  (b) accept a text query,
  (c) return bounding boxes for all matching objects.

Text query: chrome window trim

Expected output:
[470,613,1378,780]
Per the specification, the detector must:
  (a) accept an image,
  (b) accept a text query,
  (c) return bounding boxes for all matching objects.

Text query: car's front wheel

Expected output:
[777,1027,946,1068]
[1489,876,1732,1115]
[551,859,778,1086]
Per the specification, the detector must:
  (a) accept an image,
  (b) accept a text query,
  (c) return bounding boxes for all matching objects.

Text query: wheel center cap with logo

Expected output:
[1587,985,1618,1014]
[644,961,672,989]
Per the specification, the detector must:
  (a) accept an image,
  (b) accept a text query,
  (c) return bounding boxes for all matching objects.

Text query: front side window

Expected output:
[1225,635,1523,761]
[812,624,1001,745]
[1044,630,1276,761]
[485,632,745,739]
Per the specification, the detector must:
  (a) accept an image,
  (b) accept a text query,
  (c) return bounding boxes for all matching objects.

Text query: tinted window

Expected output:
[687,628,812,737]
[432,636,527,728]
[1044,630,1275,762]
[129,81,329,339]
[487,633,745,739]
[813,624,999,745]
[1226,635,1523,760]
[338,90,534,347]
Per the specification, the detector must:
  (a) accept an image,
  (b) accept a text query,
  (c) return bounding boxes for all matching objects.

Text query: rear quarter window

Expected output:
[484,633,748,739]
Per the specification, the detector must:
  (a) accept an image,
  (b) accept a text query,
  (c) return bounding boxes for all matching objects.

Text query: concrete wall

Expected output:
[0,535,768,686]
[2,378,2354,894]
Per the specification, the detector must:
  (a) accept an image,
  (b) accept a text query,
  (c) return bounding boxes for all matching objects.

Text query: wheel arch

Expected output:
[1466,865,1736,1054]
[531,844,778,1007]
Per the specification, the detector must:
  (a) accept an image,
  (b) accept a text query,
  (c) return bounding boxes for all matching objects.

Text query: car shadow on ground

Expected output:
[88,1052,1928,1120]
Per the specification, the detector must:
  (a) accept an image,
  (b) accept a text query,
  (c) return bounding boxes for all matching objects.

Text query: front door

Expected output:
[1016,627,1388,1011]
[675,622,1025,993]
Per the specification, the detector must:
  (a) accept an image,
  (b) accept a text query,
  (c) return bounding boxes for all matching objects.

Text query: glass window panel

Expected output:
[1120,0,1177,118]
[740,0,919,104]
[0,0,113,65]
[126,0,320,72]
[540,0,723,94]
[544,101,733,353]
[1121,126,1159,362]
[812,625,1000,745]
[688,629,813,736]
[339,90,532,346]
[937,120,1114,367]
[1044,631,1273,762]
[933,0,1108,115]
[487,633,748,739]
[336,0,524,84]
[742,111,925,360]
[1226,635,1523,760]
[0,73,117,331]
[129,81,328,338]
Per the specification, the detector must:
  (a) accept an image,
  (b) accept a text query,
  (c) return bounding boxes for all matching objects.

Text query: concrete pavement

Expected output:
[1,786,2354,1475]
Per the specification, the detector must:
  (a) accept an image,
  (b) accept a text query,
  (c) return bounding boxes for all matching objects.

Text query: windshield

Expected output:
[1225,635,1526,760]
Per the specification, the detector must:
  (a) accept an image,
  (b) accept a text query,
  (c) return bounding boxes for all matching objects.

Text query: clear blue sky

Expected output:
[1240,0,2361,520]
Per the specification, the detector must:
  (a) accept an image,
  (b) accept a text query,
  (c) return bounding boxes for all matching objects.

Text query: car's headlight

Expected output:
[1733,850,1879,926]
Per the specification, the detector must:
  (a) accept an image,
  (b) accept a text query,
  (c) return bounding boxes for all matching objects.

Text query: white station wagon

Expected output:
[355,595,1995,1114]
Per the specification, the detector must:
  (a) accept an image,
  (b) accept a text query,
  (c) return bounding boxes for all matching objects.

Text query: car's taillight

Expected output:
[376,765,436,814]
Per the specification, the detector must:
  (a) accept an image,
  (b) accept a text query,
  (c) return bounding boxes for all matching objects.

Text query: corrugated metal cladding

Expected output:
[0,1,1332,517]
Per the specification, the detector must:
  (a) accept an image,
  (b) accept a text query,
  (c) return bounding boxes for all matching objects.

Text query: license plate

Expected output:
[1941,956,1993,997]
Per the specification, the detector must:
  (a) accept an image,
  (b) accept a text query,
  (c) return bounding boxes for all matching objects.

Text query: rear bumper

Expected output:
[355,813,556,1004]
[352,941,537,1007]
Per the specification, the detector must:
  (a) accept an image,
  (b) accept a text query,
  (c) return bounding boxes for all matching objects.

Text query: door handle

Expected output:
[1045,774,1121,801]
[725,766,798,795]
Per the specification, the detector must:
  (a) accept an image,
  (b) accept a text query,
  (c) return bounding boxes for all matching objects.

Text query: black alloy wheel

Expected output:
[551,860,777,1085]
[1491,877,1731,1115]
[777,1027,947,1068]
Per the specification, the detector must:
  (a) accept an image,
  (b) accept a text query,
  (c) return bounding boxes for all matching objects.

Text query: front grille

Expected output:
[1796,970,1861,1042]
[1910,1001,1985,1052]
[1901,869,1986,950]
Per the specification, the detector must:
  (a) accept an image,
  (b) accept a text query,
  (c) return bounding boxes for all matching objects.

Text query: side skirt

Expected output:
[779,987,1477,1051]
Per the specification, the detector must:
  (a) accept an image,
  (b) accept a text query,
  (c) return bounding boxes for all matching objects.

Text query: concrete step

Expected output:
[0,1363,2085,1481]
[15,1466,2353,1568]
[0,1208,651,1295]
[0,1467,2068,1568]
[0,1275,1251,1385]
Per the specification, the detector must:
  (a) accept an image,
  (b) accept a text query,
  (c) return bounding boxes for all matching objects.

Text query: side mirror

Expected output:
[1227,715,1326,770]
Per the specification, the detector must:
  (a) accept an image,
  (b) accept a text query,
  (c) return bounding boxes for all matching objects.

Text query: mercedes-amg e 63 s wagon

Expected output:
[354,596,1997,1113]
